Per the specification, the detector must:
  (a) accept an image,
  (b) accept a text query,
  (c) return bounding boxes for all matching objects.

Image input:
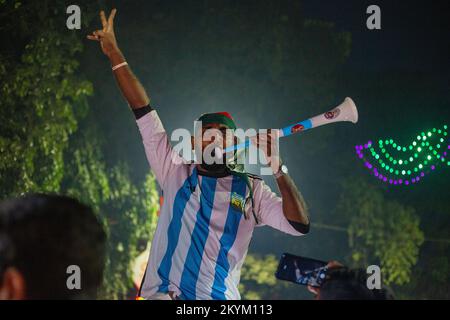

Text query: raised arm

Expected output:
[87,9,184,189]
[87,9,149,109]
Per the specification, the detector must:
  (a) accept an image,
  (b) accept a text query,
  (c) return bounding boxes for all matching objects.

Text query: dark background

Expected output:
[1,0,449,299]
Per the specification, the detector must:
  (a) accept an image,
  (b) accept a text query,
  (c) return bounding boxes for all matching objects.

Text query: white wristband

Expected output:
[112,62,128,71]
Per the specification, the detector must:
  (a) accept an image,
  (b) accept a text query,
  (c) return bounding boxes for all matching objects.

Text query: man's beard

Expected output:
[200,148,229,174]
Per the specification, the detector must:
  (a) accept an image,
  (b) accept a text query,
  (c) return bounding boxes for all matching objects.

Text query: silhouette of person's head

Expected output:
[0,194,106,299]
[317,267,394,300]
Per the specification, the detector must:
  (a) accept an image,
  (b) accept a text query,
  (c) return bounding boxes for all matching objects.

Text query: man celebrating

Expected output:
[88,9,310,300]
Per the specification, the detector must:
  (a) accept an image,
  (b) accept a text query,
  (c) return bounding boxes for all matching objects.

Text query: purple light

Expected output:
[355,135,447,186]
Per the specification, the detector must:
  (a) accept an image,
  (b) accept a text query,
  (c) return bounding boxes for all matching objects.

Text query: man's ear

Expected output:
[0,267,26,300]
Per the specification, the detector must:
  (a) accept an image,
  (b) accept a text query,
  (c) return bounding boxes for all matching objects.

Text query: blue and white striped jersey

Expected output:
[137,111,305,300]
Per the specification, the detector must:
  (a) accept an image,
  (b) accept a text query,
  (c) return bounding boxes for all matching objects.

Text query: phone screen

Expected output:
[275,253,328,287]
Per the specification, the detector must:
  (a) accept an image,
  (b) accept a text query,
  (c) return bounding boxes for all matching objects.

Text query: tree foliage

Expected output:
[0,0,160,299]
[337,178,424,285]
[0,0,92,196]
[63,141,159,299]
[238,254,309,300]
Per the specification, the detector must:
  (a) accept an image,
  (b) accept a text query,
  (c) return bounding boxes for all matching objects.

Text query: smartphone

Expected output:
[275,253,328,287]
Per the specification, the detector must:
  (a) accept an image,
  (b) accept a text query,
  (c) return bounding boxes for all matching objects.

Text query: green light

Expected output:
[362,127,447,182]
[444,125,448,130]
[438,130,442,134]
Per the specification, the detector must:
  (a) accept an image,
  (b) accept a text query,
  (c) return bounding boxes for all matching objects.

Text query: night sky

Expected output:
[303,0,450,74]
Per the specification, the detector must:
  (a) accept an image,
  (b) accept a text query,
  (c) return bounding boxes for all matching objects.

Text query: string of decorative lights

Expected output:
[355,125,449,185]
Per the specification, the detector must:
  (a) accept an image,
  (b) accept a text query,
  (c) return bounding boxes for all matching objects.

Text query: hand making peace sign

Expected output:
[87,9,119,57]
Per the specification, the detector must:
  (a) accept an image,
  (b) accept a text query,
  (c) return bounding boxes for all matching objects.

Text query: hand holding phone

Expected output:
[275,253,328,287]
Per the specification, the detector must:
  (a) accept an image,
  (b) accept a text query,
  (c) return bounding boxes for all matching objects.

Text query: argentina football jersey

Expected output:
[136,111,306,300]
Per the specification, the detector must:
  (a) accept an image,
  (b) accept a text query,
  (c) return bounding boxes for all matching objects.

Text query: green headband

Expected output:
[197,113,237,130]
